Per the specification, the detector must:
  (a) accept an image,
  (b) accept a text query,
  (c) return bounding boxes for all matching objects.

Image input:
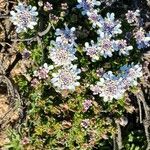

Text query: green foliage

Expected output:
[5,130,22,150]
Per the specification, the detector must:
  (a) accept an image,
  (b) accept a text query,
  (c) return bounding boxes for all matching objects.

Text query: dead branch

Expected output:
[113,134,117,150]
[5,52,22,77]
[143,119,150,150]
[116,123,123,150]
[137,97,143,123]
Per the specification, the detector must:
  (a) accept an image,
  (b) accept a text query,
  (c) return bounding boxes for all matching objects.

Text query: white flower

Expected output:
[113,39,133,55]
[84,34,116,60]
[90,84,101,95]
[84,40,99,62]
[91,64,142,102]
[97,34,115,58]
[134,28,150,49]
[51,65,81,91]
[77,0,101,15]
[97,13,122,37]
[118,64,142,89]
[122,64,142,80]
[86,10,102,28]
[125,10,140,24]
[55,25,76,46]
[10,2,38,33]
[92,72,124,101]
[49,41,77,66]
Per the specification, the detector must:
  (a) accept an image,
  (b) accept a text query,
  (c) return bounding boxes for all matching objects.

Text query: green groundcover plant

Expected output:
[4,0,150,149]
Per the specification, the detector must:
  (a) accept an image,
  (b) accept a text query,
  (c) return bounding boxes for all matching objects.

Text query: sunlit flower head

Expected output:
[97,13,122,37]
[49,41,77,66]
[125,10,140,24]
[91,64,142,102]
[55,25,76,46]
[84,40,99,62]
[134,28,150,49]
[91,71,123,102]
[86,9,102,28]
[120,63,142,86]
[113,39,133,55]
[77,0,101,15]
[85,34,116,60]
[51,65,81,91]
[10,2,38,33]
[97,34,115,58]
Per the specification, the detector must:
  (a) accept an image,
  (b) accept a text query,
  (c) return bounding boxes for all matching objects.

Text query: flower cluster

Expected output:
[49,25,81,92]
[83,99,92,112]
[84,34,133,61]
[77,0,101,15]
[49,41,77,66]
[125,10,140,24]
[49,25,77,66]
[33,63,53,80]
[77,2,136,59]
[113,39,133,55]
[55,25,77,46]
[91,64,142,102]
[134,28,150,49]
[51,65,81,91]
[97,13,122,37]
[10,3,38,33]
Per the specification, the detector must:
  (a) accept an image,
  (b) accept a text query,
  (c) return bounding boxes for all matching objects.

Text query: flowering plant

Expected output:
[2,0,150,150]
[10,2,38,33]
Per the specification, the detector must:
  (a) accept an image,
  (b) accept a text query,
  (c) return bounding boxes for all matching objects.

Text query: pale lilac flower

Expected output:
[120,64,142,86]
[55,25,76,46]
[134,28,150,49]
[81,119,90,128]
[49,41,77,66]
[31,78,39,87]
[83,99,92,112]
[97,35,115,58]
[125,10,140,24]
[119,64,142,88]
[98,76,123,101]
[84,40,99,62]
[97,13,122,37]
[91,74,123,101]
[10,3,38,33]
[77,0,101,15]
[85,34,117,60]
[86,10,102,28]
[34,63,53,80]
[91,64,142,101]
[51,65,81,91]
[90,84,101,95]
[113,39,133,55]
